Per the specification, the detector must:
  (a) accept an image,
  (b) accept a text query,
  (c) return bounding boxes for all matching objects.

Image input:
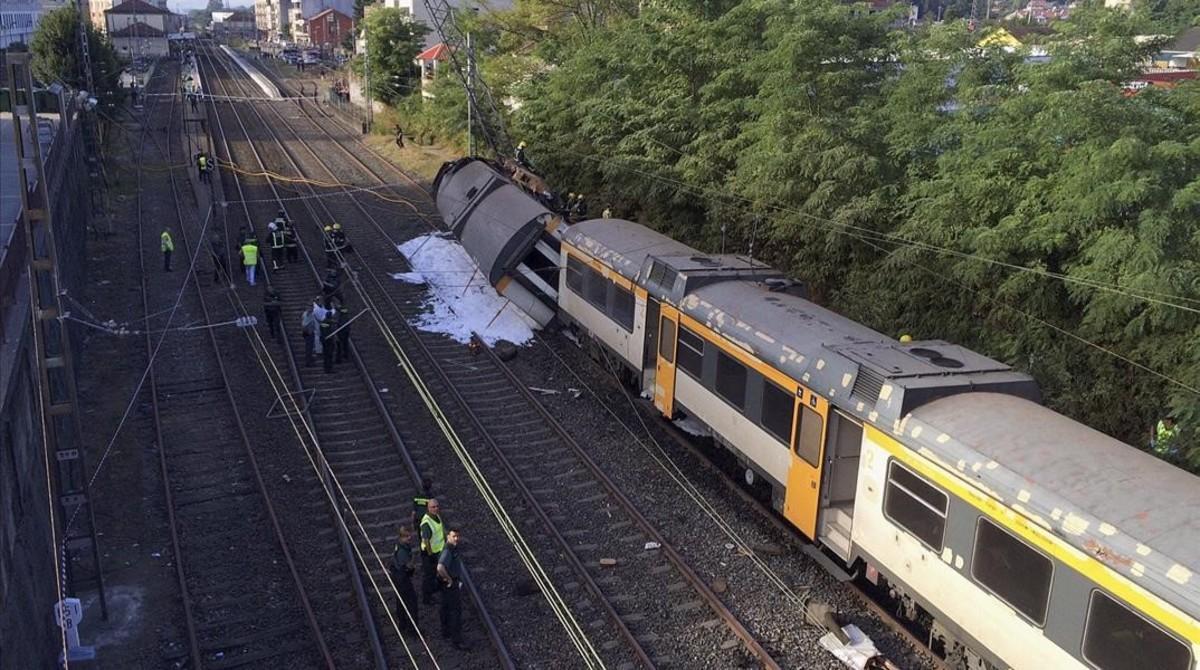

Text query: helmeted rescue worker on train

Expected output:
[515,141,531,170]
[1153,416,1179,459]
[419,498,446,605]
[267,222,286,271]
[572,193,588,221]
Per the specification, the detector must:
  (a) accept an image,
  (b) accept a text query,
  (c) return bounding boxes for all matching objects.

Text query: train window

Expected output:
[883,461,947,551]
[760,381,794,446]
[648,261,678,293]
[795,405,823,466]
[566,255,585,295]
[677,326,704,380]
[715,351,748,411]
[659,318,676,363]
[1082,591,1191,670]
[585,267,607,308]
[612,285,635,332]
[972,518,1052,626]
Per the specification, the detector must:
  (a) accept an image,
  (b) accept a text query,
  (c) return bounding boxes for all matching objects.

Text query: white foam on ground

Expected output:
[395,234,537,345]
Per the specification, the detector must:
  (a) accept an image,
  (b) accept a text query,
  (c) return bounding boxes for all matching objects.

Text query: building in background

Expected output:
[254,0,289,42]
[379,0,510,47]
[105,0,179,58]
[305,7,351,54]
[0,1,40,48]
[212,8,256,38]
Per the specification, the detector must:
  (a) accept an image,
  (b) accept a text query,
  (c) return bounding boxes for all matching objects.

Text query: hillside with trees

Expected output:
[410,0,1200,468]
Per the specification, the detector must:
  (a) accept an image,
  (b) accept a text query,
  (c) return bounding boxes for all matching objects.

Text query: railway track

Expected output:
[134,59,336,670]
[194,41,515,669]
[204,43,788,668]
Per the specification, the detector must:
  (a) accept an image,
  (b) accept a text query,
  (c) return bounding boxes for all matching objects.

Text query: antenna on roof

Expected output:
[747,215,760,269]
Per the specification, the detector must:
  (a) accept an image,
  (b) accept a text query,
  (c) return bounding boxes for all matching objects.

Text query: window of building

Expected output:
[676,326,704,380]
[972,518,1053,625]
[585,267,607,308]
[760,381,794,445]
[715,350,747,410]
[795,405,823,466]
[883,461,947,551]
[1082,591,1191,670]
[612,284,635,332]
[566,255,585,294]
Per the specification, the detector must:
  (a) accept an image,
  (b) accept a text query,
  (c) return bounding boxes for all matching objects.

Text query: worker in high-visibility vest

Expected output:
[419,498,446,605]
[1153,417,1179,459]
[240,238,259,287]
[161,228,174,272]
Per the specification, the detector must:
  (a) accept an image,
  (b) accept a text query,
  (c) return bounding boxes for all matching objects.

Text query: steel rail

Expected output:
[213,45,784,669]
[210,48,662,668]
[253,46,942,670]
[135,61,203,670]
[472,333,784,669]
[137,60,335,669]
[197,41,516,669]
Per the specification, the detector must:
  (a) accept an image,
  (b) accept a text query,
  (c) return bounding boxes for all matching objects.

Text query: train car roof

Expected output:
[680,280,1038,425]
[563,218,699,281]
[904,392,1200,620]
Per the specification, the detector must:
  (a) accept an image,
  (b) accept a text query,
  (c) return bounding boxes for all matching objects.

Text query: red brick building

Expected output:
[306,8,353,53]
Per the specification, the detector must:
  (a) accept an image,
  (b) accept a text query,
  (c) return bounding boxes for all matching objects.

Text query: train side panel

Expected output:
[557,247,645,372]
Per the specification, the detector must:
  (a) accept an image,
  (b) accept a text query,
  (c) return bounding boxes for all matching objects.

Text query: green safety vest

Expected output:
[1155,420,1178,455]
[161,231,174,252]
[241,243,258,266]
[420,513,445,555]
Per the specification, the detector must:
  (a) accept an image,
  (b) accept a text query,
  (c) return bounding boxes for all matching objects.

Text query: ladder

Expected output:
[6,53,108,620]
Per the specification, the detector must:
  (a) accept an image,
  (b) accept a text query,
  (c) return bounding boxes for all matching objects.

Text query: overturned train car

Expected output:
[432,157,1200,670]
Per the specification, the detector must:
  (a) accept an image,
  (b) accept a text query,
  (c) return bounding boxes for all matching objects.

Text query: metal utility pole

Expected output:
[362,25,372,133]
[466,32,474,157]
[6,52,109,622]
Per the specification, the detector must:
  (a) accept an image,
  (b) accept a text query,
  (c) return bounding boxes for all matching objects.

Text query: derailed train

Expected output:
[433,157,1200,670]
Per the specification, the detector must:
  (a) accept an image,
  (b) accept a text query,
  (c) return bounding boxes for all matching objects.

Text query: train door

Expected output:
[783,390,829,539]
[653,305,679,418]
[642,295,661,391]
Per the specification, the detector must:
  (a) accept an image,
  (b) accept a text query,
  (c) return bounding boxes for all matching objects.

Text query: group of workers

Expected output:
[514,142,613,222]
[301,282,353,374]
[391,482,468,650]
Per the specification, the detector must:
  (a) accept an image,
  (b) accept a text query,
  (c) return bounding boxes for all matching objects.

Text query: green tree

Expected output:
[354,0,375,22]
[351,8,428,105]
[29,7,122,103]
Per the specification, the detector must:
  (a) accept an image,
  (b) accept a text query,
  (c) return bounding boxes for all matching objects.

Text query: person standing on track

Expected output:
[332,223,349,257]
[390,526,419,637]
[323,225,337,267]
[263,288,283,341]
[319,300,336,373]
[283,219,299,265]
[240,237,259,286]
[161,228,174,272]
[334,299,351,364]
[268,222,286,271]
[436,528,467,650]
[209,233,228,285]
[419,498,446,605]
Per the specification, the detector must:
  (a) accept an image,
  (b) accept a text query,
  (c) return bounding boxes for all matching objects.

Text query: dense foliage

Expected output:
[350,7,428,105]
[29,7,123,104]
[420,0,1200,468]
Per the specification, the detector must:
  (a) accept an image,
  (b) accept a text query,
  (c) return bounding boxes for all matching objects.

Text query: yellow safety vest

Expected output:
[161,231,174,252]
[198,155,207,169]
[241,243,258,266]
[1155,420,1178,455]
[420,513,445,555]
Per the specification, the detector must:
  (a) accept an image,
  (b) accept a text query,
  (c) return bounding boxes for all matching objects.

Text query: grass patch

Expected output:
[361,134,457,183]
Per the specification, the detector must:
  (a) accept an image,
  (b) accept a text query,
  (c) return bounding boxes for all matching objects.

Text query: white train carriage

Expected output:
[558,218,1200,670]
[432,158,1200,669]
